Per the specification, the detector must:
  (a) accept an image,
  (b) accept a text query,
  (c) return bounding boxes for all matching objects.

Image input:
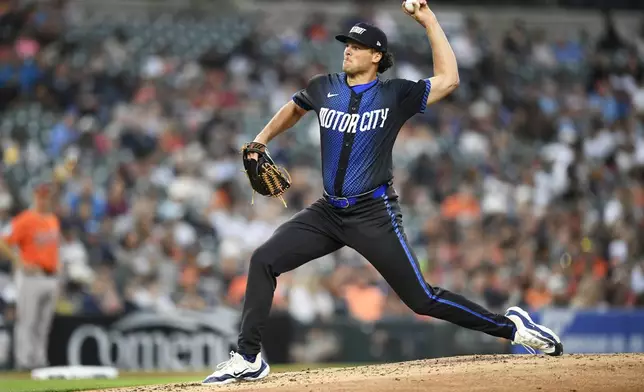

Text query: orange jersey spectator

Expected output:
[3,209,60,273]
[440,186,481,220]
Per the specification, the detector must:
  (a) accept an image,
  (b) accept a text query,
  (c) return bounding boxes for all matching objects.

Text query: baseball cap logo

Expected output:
[336,22,388,52]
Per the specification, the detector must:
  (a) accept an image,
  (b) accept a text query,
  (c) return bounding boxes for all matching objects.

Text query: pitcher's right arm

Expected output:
[253,101,308,145]
[250,74,325,157]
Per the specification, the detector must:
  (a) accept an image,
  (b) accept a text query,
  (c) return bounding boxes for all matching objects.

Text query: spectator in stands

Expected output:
[288,274,335,325]
[342,266,386,324]
[81,264,122,315]
[65,176,106,221]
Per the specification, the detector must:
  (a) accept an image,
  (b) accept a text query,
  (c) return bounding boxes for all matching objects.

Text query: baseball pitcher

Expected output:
[203,1,563,385]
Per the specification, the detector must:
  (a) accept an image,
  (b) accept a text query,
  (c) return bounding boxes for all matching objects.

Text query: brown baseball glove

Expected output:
[241,142,291,206]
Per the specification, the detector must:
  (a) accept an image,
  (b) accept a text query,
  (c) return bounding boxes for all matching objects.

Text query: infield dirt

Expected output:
[101,353,644,392]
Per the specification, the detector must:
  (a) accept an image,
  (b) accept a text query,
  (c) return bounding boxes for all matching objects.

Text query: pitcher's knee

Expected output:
[249,243,282,275]
[249,247,272,269]
[407,299,433,316]
[402,290,438,316]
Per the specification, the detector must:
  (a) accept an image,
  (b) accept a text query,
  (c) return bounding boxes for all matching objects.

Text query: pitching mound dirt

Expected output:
[107,354,644,392]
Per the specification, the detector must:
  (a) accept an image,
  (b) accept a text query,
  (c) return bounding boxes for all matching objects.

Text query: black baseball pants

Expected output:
[237,185,516,355]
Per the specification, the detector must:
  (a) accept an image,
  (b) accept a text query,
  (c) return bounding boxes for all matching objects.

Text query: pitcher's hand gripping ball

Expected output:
[241,142,291,206]
[403,0,420,13]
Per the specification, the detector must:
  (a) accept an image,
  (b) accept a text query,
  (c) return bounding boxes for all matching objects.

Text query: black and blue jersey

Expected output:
[293,72,431,197]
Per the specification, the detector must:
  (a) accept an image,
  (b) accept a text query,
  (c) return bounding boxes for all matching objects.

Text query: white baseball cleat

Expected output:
[202,351,270,385]
[505,306,564,356]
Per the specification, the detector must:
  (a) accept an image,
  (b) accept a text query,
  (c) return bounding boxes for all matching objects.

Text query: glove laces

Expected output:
[261,164,291,208]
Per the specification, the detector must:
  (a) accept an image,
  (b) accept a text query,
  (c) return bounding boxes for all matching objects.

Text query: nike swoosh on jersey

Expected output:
[327,93,339,98]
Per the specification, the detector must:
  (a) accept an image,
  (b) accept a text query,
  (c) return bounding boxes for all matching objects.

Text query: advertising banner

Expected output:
[47,307,240,371]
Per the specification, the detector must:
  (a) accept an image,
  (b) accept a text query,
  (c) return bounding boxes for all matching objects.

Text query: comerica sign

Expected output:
[67,326,233,370]
[48,309,240,371]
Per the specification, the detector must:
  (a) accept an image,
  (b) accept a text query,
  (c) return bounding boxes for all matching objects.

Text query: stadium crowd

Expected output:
[1,0,644,327]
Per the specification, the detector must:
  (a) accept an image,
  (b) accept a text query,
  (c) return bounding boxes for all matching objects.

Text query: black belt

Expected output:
[323,183,390,209]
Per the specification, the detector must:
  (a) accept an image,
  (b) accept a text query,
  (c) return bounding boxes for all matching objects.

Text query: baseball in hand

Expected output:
[404,0,420,13]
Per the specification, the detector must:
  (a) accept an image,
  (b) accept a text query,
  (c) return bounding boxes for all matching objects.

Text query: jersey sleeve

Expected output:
[392,78,432,117]
[2,212,30,246]
[292,74,326,111]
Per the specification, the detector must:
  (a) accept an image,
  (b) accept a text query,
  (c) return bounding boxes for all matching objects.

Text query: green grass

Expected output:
[0,376,197,392]
[0,364,365,392]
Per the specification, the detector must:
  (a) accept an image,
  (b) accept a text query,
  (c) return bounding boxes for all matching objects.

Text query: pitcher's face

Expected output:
[342,40,381,76]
